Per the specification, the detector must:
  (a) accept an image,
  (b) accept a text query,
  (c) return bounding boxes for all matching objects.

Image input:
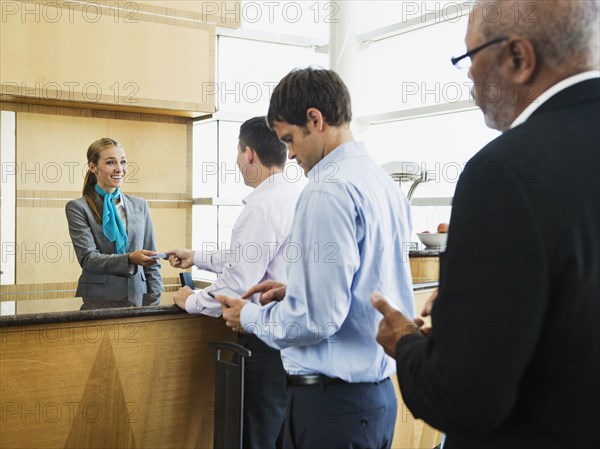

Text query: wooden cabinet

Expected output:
[0,1,216,117]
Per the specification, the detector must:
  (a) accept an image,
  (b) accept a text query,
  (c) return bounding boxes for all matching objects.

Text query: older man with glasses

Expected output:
[373,1,599,448]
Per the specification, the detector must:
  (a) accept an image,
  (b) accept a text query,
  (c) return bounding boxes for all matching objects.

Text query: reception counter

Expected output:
[0,286,441,449]
[0,293,233,449]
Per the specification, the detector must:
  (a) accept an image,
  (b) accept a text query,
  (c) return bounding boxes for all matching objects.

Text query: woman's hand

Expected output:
[128,249,158,267]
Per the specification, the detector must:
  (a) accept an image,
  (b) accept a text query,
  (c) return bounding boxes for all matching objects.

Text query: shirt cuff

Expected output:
[240,302,261,334]
[396,331,426,354]
[184,291,223,317]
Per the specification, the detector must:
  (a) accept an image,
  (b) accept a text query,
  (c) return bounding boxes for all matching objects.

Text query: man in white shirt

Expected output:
[168,116,304,449]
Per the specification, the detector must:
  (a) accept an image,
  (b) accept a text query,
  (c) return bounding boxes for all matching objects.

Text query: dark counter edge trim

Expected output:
[1,283,439,328]
[413,282,439,291]
[0,304,187,328]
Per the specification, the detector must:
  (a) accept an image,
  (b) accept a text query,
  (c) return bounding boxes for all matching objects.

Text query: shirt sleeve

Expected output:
[184,289,223,317]
[186,204,282,316]
[241,188,360,350]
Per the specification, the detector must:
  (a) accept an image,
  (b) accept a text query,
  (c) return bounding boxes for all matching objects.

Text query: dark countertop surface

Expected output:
[0,293,182,328]
[409,249,444,257]
[0,283,438,328]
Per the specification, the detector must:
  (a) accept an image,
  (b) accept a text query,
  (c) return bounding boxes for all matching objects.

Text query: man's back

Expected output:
[418,78,599,448]
[233,172,305,291]
[256,141,415,381]
[481,78,599,448]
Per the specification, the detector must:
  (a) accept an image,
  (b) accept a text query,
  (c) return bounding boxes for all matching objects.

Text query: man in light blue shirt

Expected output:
[219,68,415,448]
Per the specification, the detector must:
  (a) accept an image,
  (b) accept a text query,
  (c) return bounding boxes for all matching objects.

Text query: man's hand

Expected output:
[371,292,421,357]
[218,295,249,333]
[165,249,195,269]
[243,280,286,305]
[414,289,437,336]
[172,286,194,310]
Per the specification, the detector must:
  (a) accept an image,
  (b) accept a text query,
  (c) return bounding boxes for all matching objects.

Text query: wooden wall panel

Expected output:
[8,107,191,288]
[147,206,188,281]
[16,112,188,194]
[0,1,215,116]
[14,202,188,285]
[136,0,241,28]
[15,205,81,285]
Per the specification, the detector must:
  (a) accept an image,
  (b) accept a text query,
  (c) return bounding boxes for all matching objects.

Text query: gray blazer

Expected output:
[65,192,163,302]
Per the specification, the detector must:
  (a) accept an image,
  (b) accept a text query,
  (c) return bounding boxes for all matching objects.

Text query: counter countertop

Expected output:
[409,249,443,257]
[0,283,438,327]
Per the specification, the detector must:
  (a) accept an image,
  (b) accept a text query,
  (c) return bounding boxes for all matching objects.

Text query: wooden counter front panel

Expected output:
[391,288,442,448]
[410,256,440,283]
[0,315,234,449]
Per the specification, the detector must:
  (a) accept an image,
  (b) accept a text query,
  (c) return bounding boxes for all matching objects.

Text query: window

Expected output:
[360,109,499,238]
[191,19,326,279]
[356,15,471,114]
[192,1,501,279]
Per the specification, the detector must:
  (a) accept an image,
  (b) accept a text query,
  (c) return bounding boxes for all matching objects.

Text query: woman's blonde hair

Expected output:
[83,138,123,224]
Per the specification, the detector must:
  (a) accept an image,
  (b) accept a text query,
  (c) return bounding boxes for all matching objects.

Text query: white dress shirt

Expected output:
[116,194,127,229]
[185,172,305,316]
[116,194,135,274]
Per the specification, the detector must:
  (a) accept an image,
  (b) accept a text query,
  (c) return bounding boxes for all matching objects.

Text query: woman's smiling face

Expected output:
[90,145,128,193]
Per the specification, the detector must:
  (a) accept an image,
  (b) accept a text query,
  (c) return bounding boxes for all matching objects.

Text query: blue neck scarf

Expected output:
[95,184,128,254]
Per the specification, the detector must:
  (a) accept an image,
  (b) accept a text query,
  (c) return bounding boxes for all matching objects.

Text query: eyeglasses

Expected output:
[451,36,509,69]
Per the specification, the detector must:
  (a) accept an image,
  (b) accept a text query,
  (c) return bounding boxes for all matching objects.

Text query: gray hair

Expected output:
[477,0,599,70]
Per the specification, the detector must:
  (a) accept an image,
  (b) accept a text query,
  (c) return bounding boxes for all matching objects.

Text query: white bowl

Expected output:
[417,232,448,249]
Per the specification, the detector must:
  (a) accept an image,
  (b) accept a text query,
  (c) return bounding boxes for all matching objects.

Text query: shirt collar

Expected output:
[115,192,125,209]
[510,71,600,129]
[307,141,367,178]
[243,172,285,205]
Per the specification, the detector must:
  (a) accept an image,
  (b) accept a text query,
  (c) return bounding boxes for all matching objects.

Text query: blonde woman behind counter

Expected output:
[66,138,163,303]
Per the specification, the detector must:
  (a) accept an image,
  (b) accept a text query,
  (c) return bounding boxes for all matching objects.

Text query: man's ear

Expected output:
[244,146,255,163]
[306,108,324,131]
[507,37,537,84]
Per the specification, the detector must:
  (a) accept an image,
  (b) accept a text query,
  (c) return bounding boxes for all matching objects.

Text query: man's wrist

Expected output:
[240,302,261,334]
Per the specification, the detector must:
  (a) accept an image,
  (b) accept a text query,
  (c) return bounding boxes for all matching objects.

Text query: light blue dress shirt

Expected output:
[240,141,415,383]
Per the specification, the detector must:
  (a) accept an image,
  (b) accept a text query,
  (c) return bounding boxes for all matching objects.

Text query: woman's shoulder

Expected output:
[66,196,87,209]
[122,193,147,202]
[122,193,149,208]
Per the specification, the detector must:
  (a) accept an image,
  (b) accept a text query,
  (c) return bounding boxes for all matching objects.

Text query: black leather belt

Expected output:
[287,374,348,387]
